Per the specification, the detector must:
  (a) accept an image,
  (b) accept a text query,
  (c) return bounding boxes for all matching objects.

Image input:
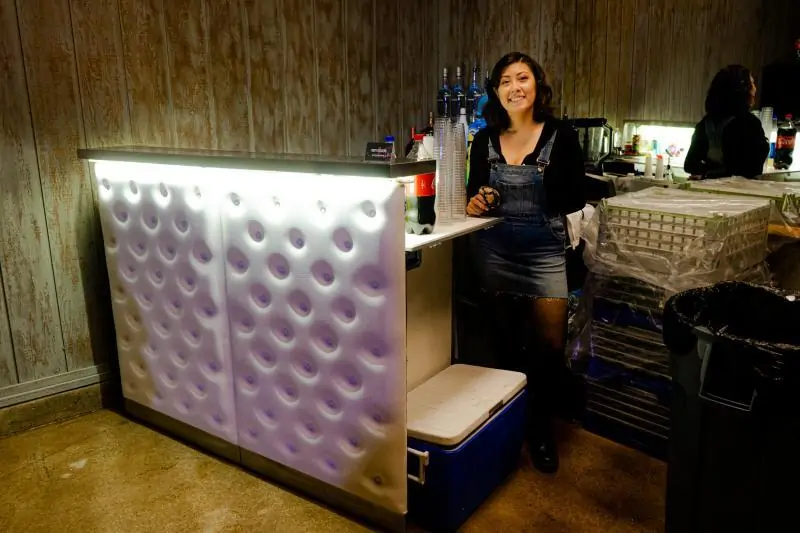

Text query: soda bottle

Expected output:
[774,115,796,170]
[404,133,436,235]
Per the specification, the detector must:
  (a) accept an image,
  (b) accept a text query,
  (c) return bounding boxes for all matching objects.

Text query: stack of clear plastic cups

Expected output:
[445,122,456,222]
[450,123,467,220]
[761,107,774,137]
[434,118,452,225]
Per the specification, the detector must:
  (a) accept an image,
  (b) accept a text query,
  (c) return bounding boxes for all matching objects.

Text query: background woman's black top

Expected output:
[684,113,769,179]
[467,118,586,217]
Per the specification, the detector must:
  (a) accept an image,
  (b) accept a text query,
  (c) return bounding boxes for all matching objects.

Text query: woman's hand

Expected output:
[466,194,489,217]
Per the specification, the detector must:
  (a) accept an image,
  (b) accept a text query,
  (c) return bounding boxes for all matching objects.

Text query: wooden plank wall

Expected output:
[0,0,65,387]
[17,0,101,378]
[438,0,798,130]
[0,0,434,408]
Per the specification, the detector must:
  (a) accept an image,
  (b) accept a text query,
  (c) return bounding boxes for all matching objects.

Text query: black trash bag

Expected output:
[664,281,800,389]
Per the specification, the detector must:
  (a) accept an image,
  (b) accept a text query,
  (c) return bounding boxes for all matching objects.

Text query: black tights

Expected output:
[488,293,569,440]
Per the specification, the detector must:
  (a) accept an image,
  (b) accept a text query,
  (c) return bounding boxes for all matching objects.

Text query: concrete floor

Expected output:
[0,410,665,532]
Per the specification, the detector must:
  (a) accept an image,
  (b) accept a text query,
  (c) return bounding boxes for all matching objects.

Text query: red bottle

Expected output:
[405,134,436,235]
[774,115,796,170]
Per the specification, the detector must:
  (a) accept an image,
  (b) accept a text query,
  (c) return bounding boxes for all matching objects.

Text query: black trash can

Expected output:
[663,282,800,533]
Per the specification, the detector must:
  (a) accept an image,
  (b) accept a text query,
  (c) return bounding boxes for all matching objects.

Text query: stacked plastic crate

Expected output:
[687,177,800,238]
[575,187,772,457]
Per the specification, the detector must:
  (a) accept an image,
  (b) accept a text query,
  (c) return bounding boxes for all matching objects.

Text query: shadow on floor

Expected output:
[0,410,665,532]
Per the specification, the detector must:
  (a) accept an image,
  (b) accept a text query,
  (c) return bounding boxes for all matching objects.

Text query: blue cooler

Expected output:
[406,364,527,532]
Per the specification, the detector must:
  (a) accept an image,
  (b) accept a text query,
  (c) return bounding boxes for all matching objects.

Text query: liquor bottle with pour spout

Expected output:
[466,64,484,123]
[450,65,466,122]
[437,68,452,119]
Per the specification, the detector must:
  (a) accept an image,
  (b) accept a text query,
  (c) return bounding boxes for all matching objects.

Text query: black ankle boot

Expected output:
[528,433,559,474]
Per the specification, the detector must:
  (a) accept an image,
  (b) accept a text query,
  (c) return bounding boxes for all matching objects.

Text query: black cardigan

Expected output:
[684,113,769,179]
[467,118,586,217]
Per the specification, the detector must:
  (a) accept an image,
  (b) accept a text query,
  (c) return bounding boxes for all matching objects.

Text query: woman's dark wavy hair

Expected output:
[705,64,753,118]
[483,52,554,131]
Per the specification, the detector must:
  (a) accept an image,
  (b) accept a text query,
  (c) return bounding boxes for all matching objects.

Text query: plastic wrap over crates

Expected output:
[569,273,673,446]
[582,188,772,294]
[687,177,800,244]
[569,268,772,368]
[608,176,676,195]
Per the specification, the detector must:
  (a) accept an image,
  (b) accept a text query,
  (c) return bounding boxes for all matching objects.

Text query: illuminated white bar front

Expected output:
[82,148,497,531]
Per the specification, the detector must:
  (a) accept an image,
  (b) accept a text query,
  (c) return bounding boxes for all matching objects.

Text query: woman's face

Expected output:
[496,62,536,116]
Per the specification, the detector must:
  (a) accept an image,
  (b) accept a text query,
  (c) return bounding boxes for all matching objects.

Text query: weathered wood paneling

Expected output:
[438,0,464,78]
[602,0,621,129]
[484,0,515,77]
[70,0,132,147]
[0,265,15,387]
[118,0,173,146]
[643,0,667,120]
[616,0,636,124]
[702,0,729,101]
[515,0,540,64]
[375,0,403,143]
[573,0,593,118]
[670,0,703,121]
[17,0,97,374]
[463,0,485,74]
[588,0,607,118]
[164,0,214,148]
[0,0,63,386]
[661,0,677,120]
[539,0,562,110]
[284,0,319,153]
[560,0,577,116]
[400,0,432,129]
[244,0,286,153]
[346,0,375,155]
[315,0,347,155]
[423,0,440,124]
[629,0,650,120]
[208,0,250,151]
[69,0,126,371]
[442,0,788,124]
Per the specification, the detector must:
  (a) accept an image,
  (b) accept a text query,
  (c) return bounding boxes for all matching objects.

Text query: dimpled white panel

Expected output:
[94,161,237,444]
[221,171,407,514]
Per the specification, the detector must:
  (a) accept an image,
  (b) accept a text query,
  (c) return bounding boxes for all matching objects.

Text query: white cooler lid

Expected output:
[407,364,527,447]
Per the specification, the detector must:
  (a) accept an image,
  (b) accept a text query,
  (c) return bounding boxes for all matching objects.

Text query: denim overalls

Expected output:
[473,131,568,299]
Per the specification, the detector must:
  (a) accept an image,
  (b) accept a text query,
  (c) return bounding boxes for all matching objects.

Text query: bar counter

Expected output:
[79,147,498,531]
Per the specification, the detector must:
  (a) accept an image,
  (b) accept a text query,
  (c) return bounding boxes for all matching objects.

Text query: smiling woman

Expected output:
[466,52,586,474]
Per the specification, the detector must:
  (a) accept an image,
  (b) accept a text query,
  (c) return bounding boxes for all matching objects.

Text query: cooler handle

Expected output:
[407,447,430,485]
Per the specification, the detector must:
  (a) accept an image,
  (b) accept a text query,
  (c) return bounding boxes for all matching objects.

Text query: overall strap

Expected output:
[536,130,559,169]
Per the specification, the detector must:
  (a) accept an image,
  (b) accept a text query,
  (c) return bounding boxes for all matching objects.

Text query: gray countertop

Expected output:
[77,146,436,179]
[759,169,800,182]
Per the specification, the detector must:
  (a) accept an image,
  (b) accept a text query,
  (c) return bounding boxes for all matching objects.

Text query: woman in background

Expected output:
[466,52,585,474]
[684,65,769,179]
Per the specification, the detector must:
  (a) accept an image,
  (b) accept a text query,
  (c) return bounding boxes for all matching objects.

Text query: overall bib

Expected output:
[473,131,568,299]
